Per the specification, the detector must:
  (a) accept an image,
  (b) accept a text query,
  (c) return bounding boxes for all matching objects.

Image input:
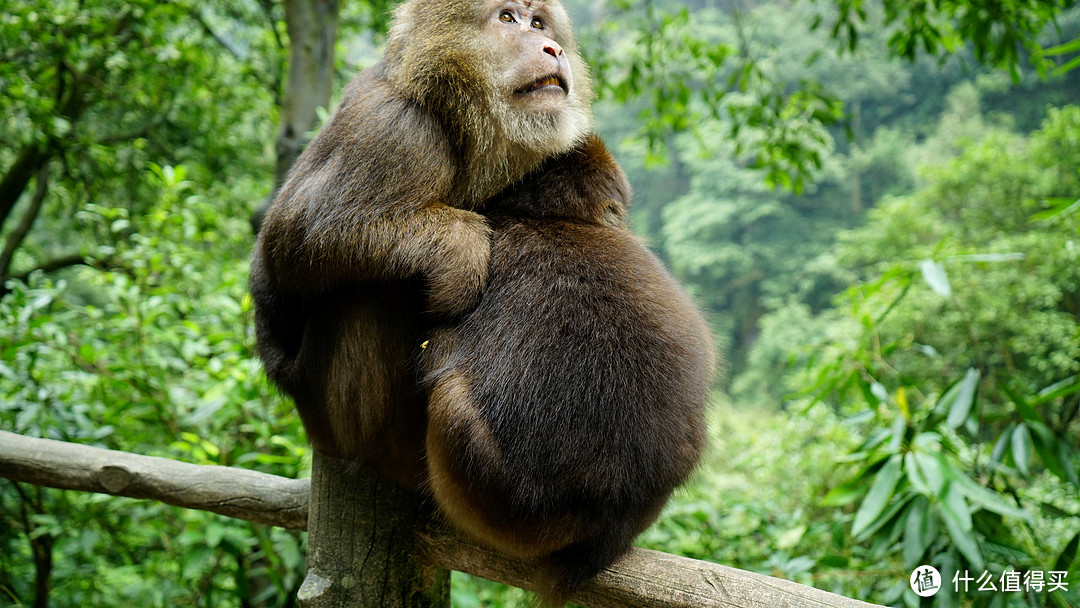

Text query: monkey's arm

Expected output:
[257,199,490,317]
[255,74,490,317]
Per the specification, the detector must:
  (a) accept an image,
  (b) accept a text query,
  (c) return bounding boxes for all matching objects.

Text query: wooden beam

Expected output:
[418,525,883,608]
[0,430,885,608]
[0,429,308,529]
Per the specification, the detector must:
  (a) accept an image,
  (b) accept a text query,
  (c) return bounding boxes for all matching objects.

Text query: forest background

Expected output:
[1,0,1079,607]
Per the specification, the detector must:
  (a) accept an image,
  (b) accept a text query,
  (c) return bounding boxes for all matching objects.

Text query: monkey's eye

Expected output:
[499,10,515,23]
[531,17,544,29]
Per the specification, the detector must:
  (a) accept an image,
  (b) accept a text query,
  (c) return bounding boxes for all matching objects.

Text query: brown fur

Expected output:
[251,0,591,485]
[423,135,715,604]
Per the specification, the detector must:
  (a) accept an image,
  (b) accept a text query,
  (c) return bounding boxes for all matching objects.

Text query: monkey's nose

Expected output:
[543,44,563,58]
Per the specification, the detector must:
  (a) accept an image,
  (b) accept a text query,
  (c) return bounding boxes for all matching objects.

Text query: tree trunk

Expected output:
[1,162,50,280]
[251,0,340,232]
[0,143,51,234]
[31,531,53,608]
[298,451,449,608]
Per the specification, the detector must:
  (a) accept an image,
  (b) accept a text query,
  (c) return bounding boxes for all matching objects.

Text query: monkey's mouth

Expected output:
[517,74,567,95]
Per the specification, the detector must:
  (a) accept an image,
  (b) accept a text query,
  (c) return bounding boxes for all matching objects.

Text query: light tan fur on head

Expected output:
[384,0,593,205]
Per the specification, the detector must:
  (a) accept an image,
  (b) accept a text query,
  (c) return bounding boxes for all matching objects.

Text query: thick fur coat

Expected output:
[423,134,715,603]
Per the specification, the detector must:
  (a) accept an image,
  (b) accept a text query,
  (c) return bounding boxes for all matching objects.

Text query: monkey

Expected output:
[250,0,592,486]
[421,134,716,605]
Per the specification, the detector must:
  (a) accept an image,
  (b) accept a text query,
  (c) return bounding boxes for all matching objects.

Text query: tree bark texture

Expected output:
[299,451,449,608]
[0,142,51,233]
[278,0,339,188]
[0,162,50,279]
[0,430,308,529]
[252,0,340,232]
[417,525,884,608]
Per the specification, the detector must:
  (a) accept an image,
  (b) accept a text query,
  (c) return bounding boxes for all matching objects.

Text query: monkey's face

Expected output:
[483,1,573,114]
[387,0,592,156]
[476,0,593,156]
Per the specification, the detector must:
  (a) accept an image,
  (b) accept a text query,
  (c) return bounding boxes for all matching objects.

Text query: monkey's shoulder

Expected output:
[264,68,457,224]
[475,217,708,350]
[490,134,631,224]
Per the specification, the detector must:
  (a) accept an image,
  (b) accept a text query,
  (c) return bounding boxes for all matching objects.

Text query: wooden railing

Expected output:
[0,430,884,608]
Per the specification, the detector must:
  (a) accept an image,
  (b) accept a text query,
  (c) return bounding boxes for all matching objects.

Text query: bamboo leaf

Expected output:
[1051,54,1080,76]
[1054,531,1080,572]
[1031,197,1080,222]
[821,478,867,507]
[852,454,903,537]
[939,500,984,570]
[1011,424,1031,475]
[914,451,945,494]
[902,496,931,567]
[1030,422,1080,485]
[942,368,980,430]
[1033,375,1080,405]
[1042,37,1080,55]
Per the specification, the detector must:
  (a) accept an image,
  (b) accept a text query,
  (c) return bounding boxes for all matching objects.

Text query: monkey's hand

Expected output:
[423,209,492,318]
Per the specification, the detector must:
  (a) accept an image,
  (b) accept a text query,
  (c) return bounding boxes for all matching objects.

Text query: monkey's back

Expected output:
[424,212,713,590]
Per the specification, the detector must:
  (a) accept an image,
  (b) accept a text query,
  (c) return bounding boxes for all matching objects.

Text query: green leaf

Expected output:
[938,499,984,570]
[856,493,914,542]
[940,368,980,430]
[904,452,932,495]
[936,552,961,608]
[51,115,72,137]
[1010,424,1031,475]
[911,432,941,452]
[869,382,889,404]
[1000,382,1040,423]
[822,478,868,507]
[914,451,945,494]
[206,522,224,548]
[902,496,931,567]
[886,415,906,453]
[852,454,903,537]
[825,453,894,503]
[870,499,911,556]
[941,483,972,532]
[949,468,1031,521]
[1033,375,1080,405]
[776,524,807,550]
[1041,37,1080,56]
[1054,531,1080,572]
[1030,197,1080,222]
[1029,422,1080,485]
[181,544,213,580]
[990,424,1015,464]
[1050,54,1080,77]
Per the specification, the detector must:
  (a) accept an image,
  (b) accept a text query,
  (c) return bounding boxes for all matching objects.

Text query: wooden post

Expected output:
[298,451,449,608]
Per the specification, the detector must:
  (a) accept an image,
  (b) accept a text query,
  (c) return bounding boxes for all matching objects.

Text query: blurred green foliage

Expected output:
[742,102,1080,607]
[2,0,1079,607]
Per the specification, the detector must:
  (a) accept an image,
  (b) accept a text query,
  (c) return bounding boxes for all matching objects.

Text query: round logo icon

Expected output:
[910,565,942,597]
